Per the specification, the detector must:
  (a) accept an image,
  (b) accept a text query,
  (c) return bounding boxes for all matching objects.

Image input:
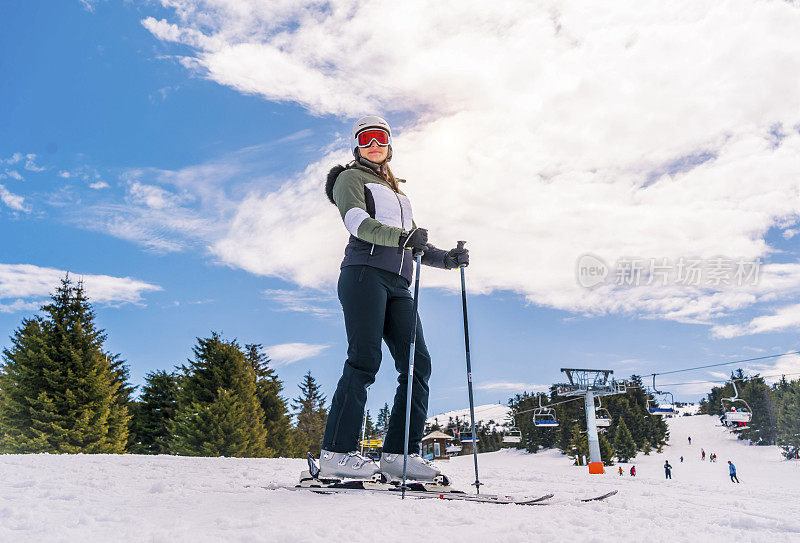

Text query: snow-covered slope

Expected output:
[2,416,798,542]
[675,402,701,416]
[427,403,512,430]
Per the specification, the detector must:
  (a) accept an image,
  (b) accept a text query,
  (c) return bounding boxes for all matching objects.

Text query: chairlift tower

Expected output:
[557,369,626,474]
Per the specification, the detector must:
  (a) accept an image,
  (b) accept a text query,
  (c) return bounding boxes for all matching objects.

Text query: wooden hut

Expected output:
[421,431,455,461]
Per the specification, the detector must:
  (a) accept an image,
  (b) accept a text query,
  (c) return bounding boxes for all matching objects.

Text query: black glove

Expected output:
[444,245,469,269]
[399,228,428,253]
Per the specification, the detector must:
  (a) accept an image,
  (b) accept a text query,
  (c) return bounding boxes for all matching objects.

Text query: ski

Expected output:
[266,482,554,505]
[527,489,619,505]
[272,455,618,506]
[581,489,618,502]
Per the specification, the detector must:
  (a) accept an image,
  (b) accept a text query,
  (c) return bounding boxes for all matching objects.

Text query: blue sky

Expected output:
[2,1,799,417]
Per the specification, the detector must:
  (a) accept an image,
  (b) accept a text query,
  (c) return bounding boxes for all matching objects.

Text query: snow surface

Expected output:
[675,403,701,416]
[2,415,799,542]
[427,403,512,430]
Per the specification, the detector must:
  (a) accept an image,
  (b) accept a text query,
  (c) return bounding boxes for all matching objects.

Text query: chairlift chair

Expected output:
[502,417,523,443]
[647,374,676,416]
[722,379,752,427]
[595,397,612,428]
[533,395,560,427]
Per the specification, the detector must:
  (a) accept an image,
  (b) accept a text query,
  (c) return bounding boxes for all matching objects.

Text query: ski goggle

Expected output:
[356,129,390,147]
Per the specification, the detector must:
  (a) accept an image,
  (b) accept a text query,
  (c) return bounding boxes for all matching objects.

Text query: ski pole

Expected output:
[401,250,424,499]
[458,240,482,493]
[360,386,369,456]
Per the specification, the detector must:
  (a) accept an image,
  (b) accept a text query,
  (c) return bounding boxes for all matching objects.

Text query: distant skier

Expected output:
[630,465,636,477]
[680,456,684,463]
[728,461,740,483]
[664,460,672,479]
[688,436,691,445]
[701,449,706,461]
[618,466,624,476]
[319,116,469,483]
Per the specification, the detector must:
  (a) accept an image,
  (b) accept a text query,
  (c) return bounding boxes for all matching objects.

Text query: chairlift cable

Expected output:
[656,370,800,388]
[512,395,584,417]
[651,350,799,377]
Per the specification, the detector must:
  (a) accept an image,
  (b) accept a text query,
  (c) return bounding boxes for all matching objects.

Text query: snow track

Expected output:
[1,416,798,542]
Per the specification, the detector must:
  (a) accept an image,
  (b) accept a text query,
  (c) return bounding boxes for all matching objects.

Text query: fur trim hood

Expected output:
[325,164,349,205]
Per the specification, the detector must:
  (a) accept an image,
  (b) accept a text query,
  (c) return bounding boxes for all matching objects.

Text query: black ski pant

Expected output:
[322,265,431,455]
[665,471,671,479]
[730,473,739,483]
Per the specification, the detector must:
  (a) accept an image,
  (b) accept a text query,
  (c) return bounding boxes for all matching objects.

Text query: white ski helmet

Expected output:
[351,115,392,161]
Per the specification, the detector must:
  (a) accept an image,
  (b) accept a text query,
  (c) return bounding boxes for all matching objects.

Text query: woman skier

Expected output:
[318,116,469,483]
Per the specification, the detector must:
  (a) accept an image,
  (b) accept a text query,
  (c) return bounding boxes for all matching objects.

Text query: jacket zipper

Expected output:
[394,190,407,275]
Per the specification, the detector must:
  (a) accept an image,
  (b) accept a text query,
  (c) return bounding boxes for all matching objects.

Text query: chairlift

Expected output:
[502,416,522,443]
[595,397,611,428]
[533,395,559,427]
[647,374,676,416]
[722,379,752,428]
[459,429,478,443]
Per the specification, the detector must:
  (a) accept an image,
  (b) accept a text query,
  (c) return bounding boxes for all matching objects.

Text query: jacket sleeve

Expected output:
[333,170,403,247]
[410,219,448,269]
[421,243,448,269]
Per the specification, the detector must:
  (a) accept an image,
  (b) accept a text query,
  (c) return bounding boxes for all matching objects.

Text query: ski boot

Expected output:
[298,452,387,488]
[380,453,451,489]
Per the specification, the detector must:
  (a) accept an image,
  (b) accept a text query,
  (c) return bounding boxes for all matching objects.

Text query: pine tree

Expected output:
[171,333,269,457]
[613,418,637,462]
[0,276,131,453]
[776,378,800,458]
[246,344,298,456]
[569,423,589,465]
[376,403,390,437]
[107,353,137,452]
[363,409,375,440]
[131,370,179,454]
[292,371,328,453]
[599,433,615,465]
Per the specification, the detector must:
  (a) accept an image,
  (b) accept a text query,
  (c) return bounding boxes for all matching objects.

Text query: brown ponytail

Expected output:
[380,162,399,193]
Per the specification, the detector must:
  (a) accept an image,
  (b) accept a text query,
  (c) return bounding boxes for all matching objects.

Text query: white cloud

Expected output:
[2,153,23,165]
[0,299,41,314]
[76,174,216,252]
[263,342,330,368]
[23,154,46,172]
[58,171,71,179]
[0,184,30,213]
[712,302,800,338]
[126,1,800,334]
[753,353,800,385]
[474,382,548,393]
[128,181,188,210]
[262,288,337,318]
[79,0,106,12]
[149,85,180,103]
[5,170,23,181]
[0,263,162,311]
